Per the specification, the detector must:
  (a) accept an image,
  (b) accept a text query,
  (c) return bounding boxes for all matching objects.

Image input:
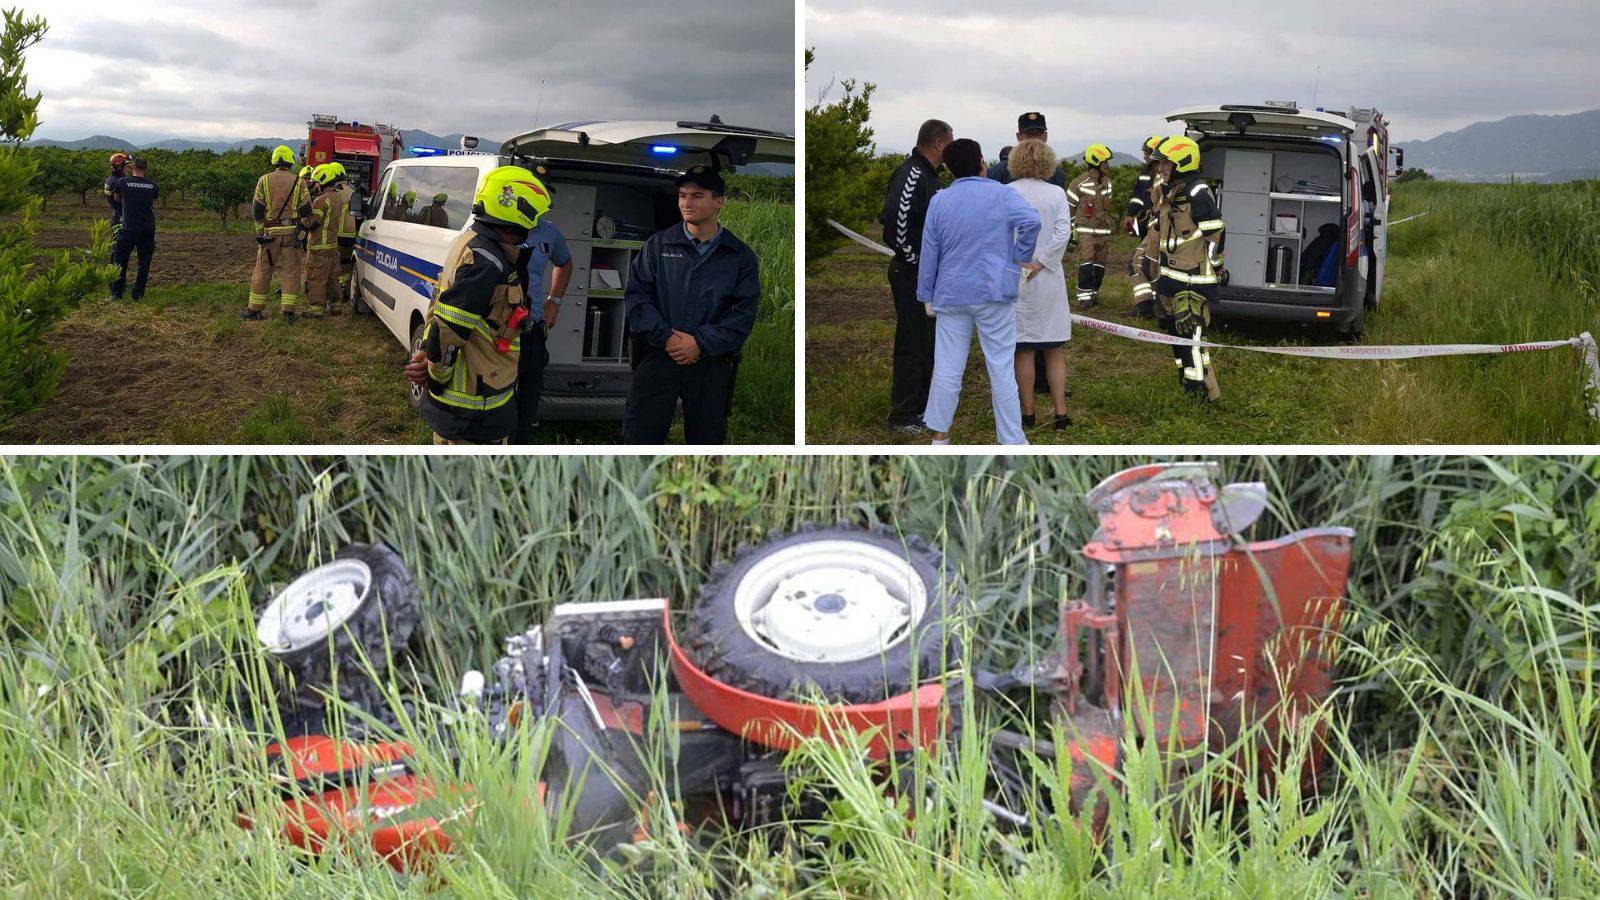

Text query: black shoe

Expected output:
[1053,413,1072,429]
[1131,300,1156,318]
[1021,412,1036,428]
[240,309,265,321]
[283,311,298,324]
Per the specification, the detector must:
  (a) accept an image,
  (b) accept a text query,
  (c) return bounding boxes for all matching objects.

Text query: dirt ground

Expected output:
[35,225,256,285]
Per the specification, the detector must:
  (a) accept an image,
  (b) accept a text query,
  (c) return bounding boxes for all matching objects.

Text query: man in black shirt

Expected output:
[109,157,158,301]
[881,118,952,435]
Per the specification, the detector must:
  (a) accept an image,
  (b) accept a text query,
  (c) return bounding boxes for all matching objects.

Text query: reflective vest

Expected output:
[1153,176,1226,284]
[254,169,309,235]
[1066,168,1116,236]
[423,229,525,413]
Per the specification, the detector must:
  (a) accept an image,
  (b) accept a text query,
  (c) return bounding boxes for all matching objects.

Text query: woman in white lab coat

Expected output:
[1006,140,1074,430]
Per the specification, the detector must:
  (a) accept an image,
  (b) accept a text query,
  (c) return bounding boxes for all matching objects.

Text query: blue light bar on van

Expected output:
[409,146,444,156]
[651,145,679,155]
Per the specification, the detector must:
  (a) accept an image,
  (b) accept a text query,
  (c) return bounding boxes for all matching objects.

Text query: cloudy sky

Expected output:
[807,0,1600,157]
[26,0,794,143]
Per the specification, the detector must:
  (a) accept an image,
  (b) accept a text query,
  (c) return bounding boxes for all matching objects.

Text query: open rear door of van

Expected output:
[1165,105,1356,140]
[502,121,794,171]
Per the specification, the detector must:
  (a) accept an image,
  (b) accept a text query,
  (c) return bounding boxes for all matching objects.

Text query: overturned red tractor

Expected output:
[244,462,1353,870]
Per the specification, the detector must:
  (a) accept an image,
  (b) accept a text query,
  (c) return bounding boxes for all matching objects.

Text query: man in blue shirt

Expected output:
[918,139,1040,445]
[511,184,574,444]
[623,165,759,444]
[986,112,1068,190]
[109,157,158,301]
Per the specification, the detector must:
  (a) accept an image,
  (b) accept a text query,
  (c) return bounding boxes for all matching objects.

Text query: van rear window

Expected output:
[379,165,480,230]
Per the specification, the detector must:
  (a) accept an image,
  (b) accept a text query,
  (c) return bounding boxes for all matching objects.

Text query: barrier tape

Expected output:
[826,218,1600,420]
[1388,210,1431,226]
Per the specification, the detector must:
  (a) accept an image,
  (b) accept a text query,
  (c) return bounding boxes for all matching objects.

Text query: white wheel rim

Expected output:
[257,559,372,654]
[733,539,928,663]
[409,331,425,404]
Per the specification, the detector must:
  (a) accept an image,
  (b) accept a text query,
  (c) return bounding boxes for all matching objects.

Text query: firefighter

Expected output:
[105,152,129,230]
[1065,144,1115,308]
[242,145,311,321]
[329,163,359,303]
[416,193,450,228]
[1123,135,1164,317]
[1149,135,1225,402]
[298,165,314,199]
[402,166,551,445]
[299,164,347,318]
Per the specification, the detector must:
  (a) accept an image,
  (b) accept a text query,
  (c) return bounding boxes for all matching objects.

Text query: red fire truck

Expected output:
[298,114,403,197]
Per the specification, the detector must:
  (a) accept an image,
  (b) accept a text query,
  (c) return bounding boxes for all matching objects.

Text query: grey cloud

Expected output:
[33,0,793,142]
[807,0,1600,153]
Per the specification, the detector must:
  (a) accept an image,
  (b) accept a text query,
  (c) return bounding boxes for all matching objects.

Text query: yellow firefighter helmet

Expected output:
[472,166,551,231]
[299,166,313,179]
[311,164,339,187]
[1084,144,1113,166]
[271,145,295,166]
[1155,135,1202,173]
[1143,135,1162,154]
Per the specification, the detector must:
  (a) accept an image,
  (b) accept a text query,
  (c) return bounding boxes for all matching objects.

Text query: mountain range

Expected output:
[1393,108,1600,182]
[27,129,497,156]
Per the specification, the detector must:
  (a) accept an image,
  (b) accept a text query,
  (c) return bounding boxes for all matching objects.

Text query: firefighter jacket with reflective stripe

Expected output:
[1126,162,1160,227]
[334,184,359,239]
[1066,168,1116,236]
[253,169,310,235]
[1131,170,1167,238]
[304,187,346,251]
[422,225,526,422]
[880,149,939,267]
[104,173,123,225]
[1153,176,1226,284]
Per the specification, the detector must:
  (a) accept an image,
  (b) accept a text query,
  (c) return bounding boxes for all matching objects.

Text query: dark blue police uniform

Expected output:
[622,218,759,444]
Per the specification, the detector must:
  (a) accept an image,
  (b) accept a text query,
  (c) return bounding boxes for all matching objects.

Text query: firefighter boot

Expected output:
[241,309,265,321]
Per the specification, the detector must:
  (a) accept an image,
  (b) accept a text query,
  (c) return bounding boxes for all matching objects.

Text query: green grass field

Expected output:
[2,455,1596,897]
[2,198,794,444]
[806,180,1600,444]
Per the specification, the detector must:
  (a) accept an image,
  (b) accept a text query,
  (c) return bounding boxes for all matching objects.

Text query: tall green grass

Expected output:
[721,200,796,444]
[1,456,1597,896]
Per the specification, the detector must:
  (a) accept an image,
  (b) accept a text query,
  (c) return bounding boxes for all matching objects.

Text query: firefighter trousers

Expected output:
[303,247,341,314]
[1074,233,1110,306]
[248,234,305,311]
[1156,276,1221,402]
[1128,229,1158,312]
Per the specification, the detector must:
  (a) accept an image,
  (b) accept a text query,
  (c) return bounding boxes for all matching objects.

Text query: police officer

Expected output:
[1149,135,1225,401]
[242,145,311,321]
[511,166,573,444]
[1065,144,1115,308]
[402,166,551,445]
[1123,136,1164,317]
[299,164,347,318]
[881,118,951,436]
[622,164,759,444]
[987,112,1067,189]
[105,152,129,230]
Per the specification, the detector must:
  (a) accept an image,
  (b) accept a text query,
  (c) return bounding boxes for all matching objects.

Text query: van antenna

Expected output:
[533,79,546,130]
[1312,66,1320,107]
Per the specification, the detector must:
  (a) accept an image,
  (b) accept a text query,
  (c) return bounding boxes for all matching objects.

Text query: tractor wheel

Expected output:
[685,525,962,705]
[255,542,423,691]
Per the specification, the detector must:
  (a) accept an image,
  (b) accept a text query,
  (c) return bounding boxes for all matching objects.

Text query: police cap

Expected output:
[1018,111,1047,134]
[674,164,725,196]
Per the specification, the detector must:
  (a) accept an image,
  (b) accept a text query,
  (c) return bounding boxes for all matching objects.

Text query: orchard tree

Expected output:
[0,7,116,428]
[24,144,70,208]
[803,48,878,264]
[193,152,257,226]
[69,147,101,205]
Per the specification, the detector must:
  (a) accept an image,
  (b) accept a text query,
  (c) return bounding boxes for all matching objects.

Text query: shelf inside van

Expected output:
[1262,282,1337,294]
[1269,191,1340,203]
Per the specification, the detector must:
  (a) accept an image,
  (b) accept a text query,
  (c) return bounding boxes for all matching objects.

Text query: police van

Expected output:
[1164,102,1399,337]
[351,120,793,419]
